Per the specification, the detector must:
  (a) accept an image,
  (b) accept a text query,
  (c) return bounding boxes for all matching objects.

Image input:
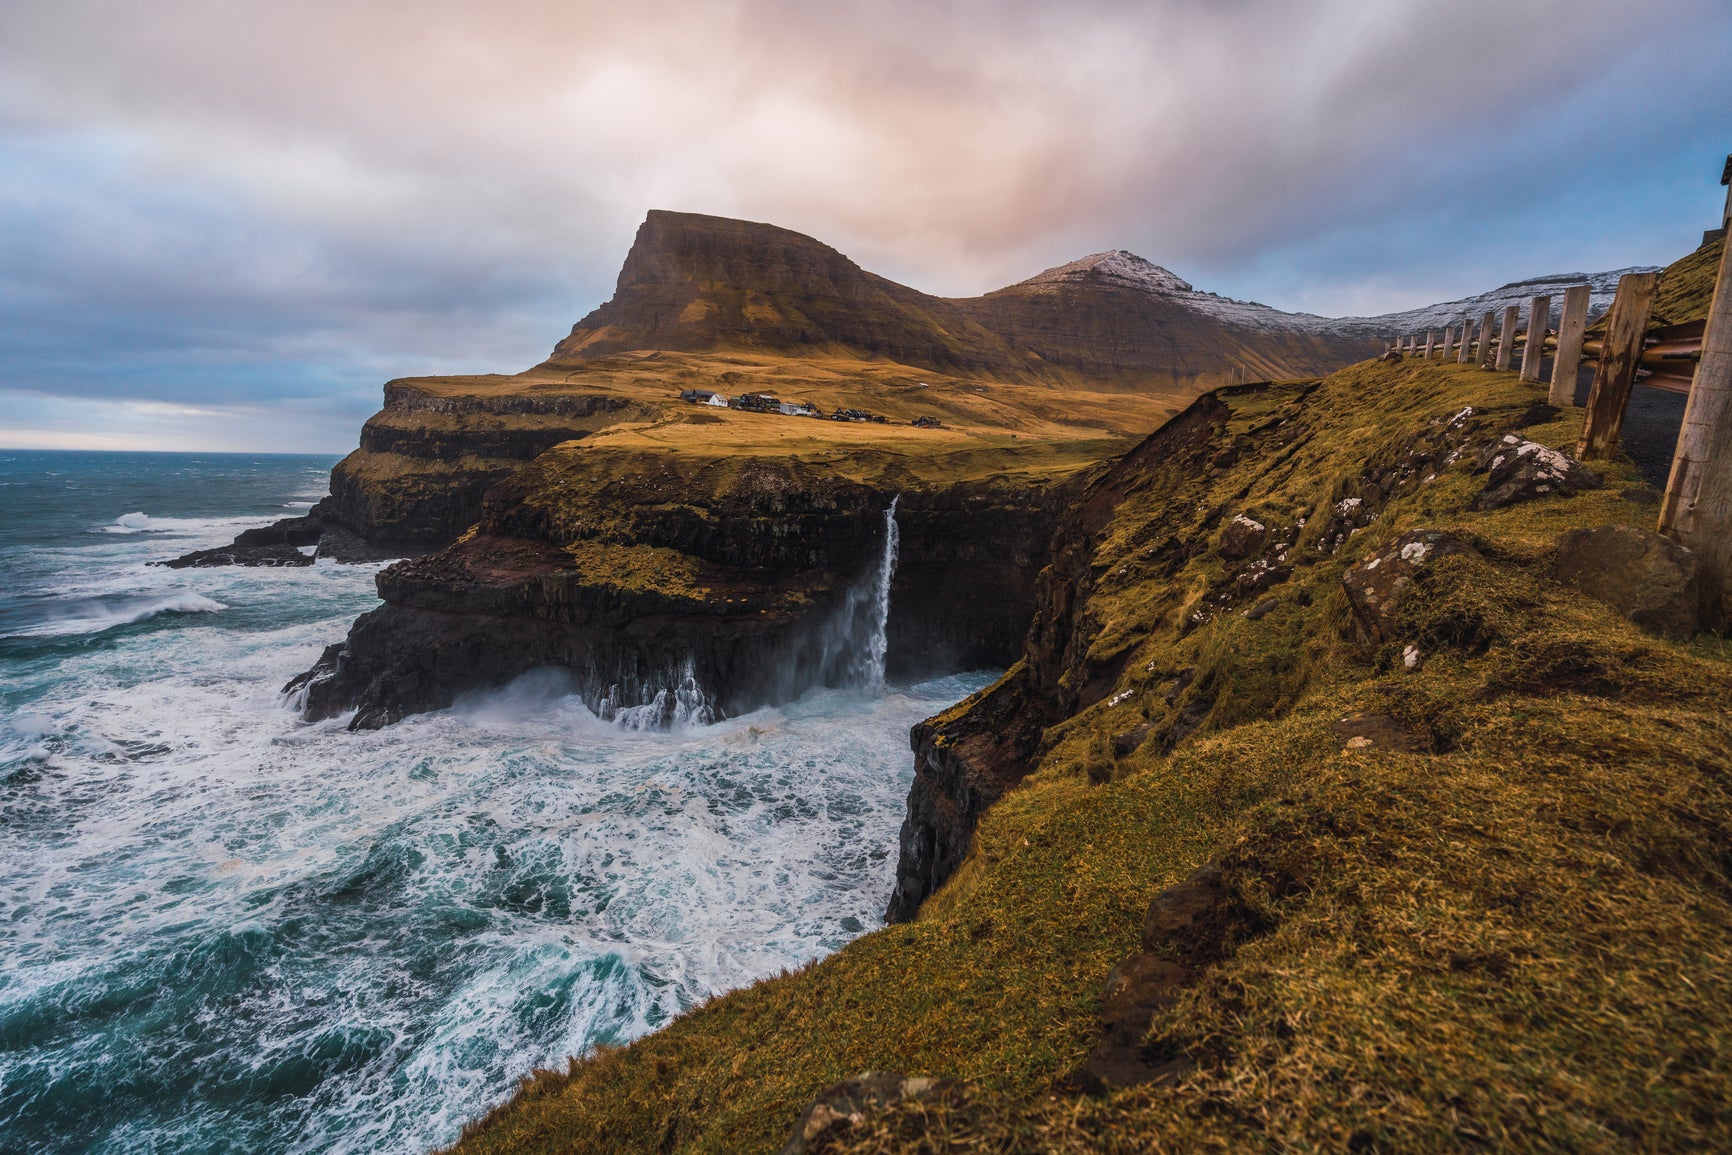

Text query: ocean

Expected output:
[0,450,989,1154]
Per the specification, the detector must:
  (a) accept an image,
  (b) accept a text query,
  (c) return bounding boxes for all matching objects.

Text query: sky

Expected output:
[1,0,1729,453]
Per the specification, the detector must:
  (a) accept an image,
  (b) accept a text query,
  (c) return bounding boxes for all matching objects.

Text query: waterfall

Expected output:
[862,496,900,693]
[818,496,900,694]
[596,497,901,729]
[597,657,715,730]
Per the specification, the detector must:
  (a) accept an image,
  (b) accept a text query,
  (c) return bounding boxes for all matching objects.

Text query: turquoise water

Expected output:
[0,450,987,1153]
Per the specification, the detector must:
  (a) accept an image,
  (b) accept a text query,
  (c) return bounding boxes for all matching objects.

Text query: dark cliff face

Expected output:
[887,389,1240,921]
[316,384,655,552]
[291,449,1081,730]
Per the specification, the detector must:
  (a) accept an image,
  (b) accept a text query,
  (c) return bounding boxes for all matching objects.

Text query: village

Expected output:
[677,388,944,428]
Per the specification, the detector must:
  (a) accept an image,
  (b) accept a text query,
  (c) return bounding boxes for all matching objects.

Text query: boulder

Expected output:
[779,1073,954,1155]
[1342,530,1482,648]
[157,543,314,569]
[1551,525,1700,640]
[1217,513,1268,560]
[1244,596,1279,621]
[1112,722,1153,758]
[1473,434,1601,511]
[1067,951,1195,1095]
[315,524,403,563]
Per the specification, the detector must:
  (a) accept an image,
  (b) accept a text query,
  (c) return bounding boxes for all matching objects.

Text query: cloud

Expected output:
[0,0,1728,449]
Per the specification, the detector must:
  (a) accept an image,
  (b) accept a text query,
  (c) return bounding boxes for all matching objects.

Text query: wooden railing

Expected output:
[1383,156,1732,631]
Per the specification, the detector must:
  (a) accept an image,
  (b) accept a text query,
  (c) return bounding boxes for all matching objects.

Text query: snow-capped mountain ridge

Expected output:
[1013,248,1660,339]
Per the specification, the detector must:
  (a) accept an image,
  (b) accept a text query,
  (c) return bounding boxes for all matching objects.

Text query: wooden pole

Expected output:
[1424,332,1436,359]
[1577,271,1660,461]
[1442,326,1456,359]
[1478,310,1498,365]
[1659,229,1732,629]
[1548,284,1592,407]
[1457,317,1474,364]
[1495,305,1520,371]
[1520,294,1550,383]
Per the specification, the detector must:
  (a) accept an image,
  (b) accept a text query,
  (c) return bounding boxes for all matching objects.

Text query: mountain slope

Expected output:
[446,357,1732,1155]
[545,212,1381,388]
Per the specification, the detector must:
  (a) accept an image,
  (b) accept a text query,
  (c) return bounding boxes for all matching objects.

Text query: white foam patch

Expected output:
[1,544,987,1154]
[99,511,267,537]
[4,591,228,639]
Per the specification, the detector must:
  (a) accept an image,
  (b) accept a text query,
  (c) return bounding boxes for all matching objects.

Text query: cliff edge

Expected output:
[448,352,1732,1154]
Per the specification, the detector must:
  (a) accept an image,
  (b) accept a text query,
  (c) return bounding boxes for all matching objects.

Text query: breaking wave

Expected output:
[0,590,227,640]
[100,511,262,537]
[0,450,992,1153]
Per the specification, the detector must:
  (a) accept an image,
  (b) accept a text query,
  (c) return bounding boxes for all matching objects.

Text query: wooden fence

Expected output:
[1382,155,1732,631]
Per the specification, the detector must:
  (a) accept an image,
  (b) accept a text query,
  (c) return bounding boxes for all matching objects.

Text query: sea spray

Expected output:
[0,452,992,1154]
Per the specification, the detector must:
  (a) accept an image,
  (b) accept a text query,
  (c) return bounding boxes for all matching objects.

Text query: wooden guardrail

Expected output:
[1381,154,1732,630]
[1386,283,1703,401]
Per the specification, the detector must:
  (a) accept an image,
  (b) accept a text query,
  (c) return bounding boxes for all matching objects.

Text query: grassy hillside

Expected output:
[450,357,1732,1154]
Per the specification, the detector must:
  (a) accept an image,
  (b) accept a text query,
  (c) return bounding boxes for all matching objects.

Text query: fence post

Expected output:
[1548,284,1593,406]
[1478,310,1498,365]
[1659,228,1732,630]
[1457,316,1474,364]
[1577,271,1661,460]
[1495,305,1520,370]
[1424,332,1436,359]
[1442,326,1456,359]
[1520,294,1551,383]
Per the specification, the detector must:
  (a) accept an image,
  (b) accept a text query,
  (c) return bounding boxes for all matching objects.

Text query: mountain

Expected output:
[546,211,1382,388]
[1342,267,1660,338]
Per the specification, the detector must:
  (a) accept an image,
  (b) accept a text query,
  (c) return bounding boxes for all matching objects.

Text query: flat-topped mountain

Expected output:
[546,211,1380,388]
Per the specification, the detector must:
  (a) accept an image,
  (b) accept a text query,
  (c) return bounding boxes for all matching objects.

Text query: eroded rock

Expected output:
[158,543,314,569]
[1552,525,1700,640]
[1342,529,1482,648]
[1070,861,1263,1095]
[1473,434,1601,511]
[1218,513,1268,560]
[234,515,324,547]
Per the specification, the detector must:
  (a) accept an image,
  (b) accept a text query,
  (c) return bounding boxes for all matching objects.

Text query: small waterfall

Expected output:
[862,496,900,692]
[596,657,715,730]
[818,496,900,694]
[594,497,901,728]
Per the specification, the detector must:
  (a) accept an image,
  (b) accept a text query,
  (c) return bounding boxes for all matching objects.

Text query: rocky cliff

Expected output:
[315,378,658,552]
[303,210,1679,569]
[449,350,1732,1155]
[291,413,1097,728]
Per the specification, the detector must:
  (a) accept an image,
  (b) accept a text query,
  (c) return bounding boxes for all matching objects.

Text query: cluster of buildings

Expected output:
[677,389,940,428]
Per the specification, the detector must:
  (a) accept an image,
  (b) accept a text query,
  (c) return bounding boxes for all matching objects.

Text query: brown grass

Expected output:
[446,356,1732,1154]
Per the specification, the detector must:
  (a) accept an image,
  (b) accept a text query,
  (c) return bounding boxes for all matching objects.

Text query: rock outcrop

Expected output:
[1552,525,1701,639]
[158,543,313,569]
[291,446,1080,729]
